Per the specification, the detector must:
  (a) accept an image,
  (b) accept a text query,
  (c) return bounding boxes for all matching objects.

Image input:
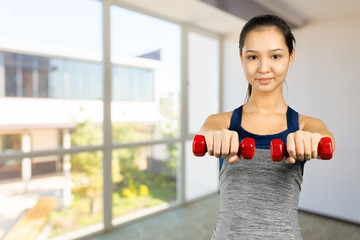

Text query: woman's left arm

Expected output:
[285,115,335,164]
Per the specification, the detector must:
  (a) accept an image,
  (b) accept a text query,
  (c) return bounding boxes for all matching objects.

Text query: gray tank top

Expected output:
[212,106,304,240]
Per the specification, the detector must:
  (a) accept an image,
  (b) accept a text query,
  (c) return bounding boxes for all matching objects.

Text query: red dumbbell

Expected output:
[270,137,333,162]
[192,135,255,159]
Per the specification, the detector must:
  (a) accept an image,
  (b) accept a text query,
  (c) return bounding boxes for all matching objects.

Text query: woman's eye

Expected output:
[272,55,280,59]
[248,55,257,60]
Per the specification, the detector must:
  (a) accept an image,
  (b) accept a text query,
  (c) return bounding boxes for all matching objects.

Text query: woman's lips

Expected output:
[257,78,272,84]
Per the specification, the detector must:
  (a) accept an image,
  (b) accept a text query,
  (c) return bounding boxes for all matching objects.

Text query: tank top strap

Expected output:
[229,105,242,132]
[286,106,299,131]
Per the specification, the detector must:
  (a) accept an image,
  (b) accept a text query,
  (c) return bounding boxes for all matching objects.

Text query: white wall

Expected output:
[289,14,360,223]
[223,14,360,223]
[223,31,246,112]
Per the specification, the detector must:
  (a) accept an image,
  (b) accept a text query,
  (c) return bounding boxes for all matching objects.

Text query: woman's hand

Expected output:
[203,129,240,162]
[285,130,322,164]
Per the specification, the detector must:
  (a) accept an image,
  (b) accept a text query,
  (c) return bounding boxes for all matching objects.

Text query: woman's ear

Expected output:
[288,49,295,67]
[239,50,244,65]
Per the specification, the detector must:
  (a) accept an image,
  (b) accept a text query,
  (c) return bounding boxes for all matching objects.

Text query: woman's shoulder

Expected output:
[207,111,234,122]
[298,114,327,131]
[204,111,234,128]
[199,111,234,134]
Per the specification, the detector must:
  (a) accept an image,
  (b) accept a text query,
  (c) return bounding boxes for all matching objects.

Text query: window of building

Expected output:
[1,51,103,100]
[1,134,21,153]
[38,56,50,98]
[4,53,17,97]
[112,65,154,102]
[67,60,102,100]
[49,59,65,98]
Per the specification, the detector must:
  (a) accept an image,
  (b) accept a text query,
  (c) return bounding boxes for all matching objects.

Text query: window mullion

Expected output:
[102,0,113,230]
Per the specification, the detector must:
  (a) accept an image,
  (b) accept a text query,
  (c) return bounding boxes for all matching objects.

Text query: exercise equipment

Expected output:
[192,135,255,159]
[270,137,333,162]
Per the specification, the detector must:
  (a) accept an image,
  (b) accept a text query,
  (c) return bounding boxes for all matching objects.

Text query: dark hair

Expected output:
[239,14,296,102]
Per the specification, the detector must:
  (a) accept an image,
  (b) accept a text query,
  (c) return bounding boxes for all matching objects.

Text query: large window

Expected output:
[0,0,104,238]
[110,6,181,222]
[0,1,219,240]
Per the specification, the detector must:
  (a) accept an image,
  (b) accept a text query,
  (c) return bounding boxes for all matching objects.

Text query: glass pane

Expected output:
[67,60,102,100]
[185,140,219,201]
[49,59,65,98]
[188,32,219,134]
[0,134,21,154]
[0,0,102,52]
[39,56,50,98]
[4,53,17,97]
[112,66,154,102]
[111,6,181,143]
[0,152,103,239]
[112,143,178,220]
[0,0,103,151]
[22,55,34,98]
[0,1,103,239]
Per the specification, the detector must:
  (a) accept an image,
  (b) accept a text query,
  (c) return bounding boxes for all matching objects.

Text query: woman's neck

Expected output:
[244,88,287,115]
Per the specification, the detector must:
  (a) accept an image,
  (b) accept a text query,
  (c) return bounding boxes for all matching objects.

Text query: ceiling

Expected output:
[116,0,360,34]
[253,0,360,25]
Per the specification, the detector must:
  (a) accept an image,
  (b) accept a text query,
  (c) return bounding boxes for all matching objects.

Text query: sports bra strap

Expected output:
[287,106,299,130]
[229,106,242,132]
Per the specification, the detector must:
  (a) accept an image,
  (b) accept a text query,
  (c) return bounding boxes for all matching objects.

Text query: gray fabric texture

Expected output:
[212,149,303,240]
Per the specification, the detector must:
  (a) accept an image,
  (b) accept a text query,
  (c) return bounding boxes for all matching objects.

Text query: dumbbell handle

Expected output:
[192,135,255,159]
[270,137,333,162]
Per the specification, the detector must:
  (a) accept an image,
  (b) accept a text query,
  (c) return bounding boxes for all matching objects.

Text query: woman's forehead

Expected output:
[243,27,287,51]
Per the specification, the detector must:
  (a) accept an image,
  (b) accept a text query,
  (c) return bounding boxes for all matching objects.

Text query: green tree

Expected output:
[112,122,148,189]
[70,121,102,215]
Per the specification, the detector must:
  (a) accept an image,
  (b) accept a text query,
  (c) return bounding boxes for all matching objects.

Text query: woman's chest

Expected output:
[241,113,287,135]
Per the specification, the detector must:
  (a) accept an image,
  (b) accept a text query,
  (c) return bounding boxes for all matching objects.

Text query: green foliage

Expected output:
[112,122,150,143]
[71,121,102,147]
[112,122,148,185]
[70,121,103,214]
[50,99,182,236]
[68,119,179,219]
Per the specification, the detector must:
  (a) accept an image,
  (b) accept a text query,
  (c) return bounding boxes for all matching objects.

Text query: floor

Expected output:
[87,194,360,240]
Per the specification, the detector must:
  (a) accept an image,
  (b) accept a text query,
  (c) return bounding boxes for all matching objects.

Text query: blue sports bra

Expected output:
[219,105,306,173]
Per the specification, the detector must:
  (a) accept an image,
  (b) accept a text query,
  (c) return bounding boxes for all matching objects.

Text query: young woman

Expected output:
[199,15,335,239]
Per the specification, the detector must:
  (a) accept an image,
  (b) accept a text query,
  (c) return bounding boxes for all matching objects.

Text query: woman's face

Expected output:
[240,26,294,95]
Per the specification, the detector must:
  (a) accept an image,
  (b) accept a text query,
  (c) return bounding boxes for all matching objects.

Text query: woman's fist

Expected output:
[204,129,240,162]
[285,130,322,164]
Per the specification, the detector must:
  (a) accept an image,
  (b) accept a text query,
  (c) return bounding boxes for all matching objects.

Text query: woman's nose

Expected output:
[259,59,270,73]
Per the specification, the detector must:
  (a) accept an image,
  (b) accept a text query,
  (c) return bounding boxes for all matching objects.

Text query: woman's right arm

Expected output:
[199,111,241,162]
